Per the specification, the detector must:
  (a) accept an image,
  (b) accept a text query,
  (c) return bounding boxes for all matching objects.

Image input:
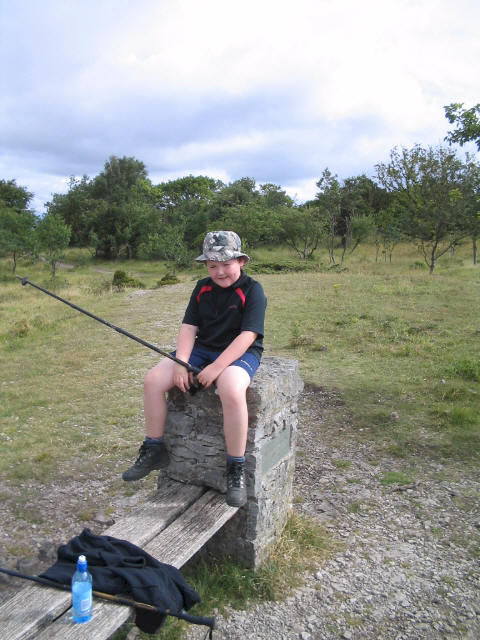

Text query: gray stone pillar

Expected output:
[159,356,303,568]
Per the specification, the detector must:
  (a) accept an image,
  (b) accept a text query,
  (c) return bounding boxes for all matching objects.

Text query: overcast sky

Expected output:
[1,0,479,213]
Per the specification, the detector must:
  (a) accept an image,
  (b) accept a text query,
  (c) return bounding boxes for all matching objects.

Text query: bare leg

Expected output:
[215,365,251,457]
[143,358,176,438]
[122,358,174,481]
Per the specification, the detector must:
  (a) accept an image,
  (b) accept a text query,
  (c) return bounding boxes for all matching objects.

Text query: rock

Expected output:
[0,562,12,585]
[93,510,115,526]
[38,541,57,563]
[16,557,42,575]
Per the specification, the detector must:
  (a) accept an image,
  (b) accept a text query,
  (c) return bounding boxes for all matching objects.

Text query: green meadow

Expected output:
[1,243,479,484]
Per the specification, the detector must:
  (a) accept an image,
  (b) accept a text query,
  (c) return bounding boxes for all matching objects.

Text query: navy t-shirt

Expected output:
[182,272,266,360]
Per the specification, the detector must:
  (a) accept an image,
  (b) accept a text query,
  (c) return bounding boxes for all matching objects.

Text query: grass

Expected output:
[379,471,413,485]
[332,459,352,469]
[1,242,478,477]
[0,257,189,481]
[264,244,480,462]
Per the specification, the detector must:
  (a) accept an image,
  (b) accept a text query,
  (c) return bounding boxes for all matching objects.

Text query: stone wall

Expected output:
[160,356,303,567]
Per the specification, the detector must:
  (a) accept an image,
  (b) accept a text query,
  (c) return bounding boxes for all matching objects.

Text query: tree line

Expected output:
[1,103,479,275]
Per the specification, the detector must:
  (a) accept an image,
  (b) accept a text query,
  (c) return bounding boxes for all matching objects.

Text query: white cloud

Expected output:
[1,0,479,211]
[161,133,270,166]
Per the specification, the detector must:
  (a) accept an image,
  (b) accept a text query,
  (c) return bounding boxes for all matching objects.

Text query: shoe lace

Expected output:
[134,443,148,465]
[226,462,245,488]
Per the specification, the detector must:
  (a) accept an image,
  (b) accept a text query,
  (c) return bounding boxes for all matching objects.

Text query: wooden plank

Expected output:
[0,584,72,640]
[0,480,205,640]
[32,490,238,640]
[34,601,130,640]
[104,481,205,545]
[146,490,238,568]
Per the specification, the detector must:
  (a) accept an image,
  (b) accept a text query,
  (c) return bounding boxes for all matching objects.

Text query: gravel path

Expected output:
[182,384,480,640]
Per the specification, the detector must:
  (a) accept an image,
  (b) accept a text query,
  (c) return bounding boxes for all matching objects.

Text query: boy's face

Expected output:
[206,258,245,288]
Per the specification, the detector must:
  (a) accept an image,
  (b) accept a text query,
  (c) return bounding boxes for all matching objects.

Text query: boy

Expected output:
[122,231,267,507]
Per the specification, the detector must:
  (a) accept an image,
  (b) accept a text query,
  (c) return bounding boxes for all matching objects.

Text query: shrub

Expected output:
[156,272,180,287]
[287,323,314,348]
[247,260,323,274]
[112,270,146,290]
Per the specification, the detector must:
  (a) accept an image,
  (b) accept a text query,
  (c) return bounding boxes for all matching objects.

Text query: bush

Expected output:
[156,272,181,286]
[248,260,323,274]
[112,270,146,290]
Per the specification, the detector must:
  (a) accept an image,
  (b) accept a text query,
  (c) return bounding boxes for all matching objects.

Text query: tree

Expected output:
[339,175,381,262]
[376,145,469,273]
[36,213,71,278]
[457,156,480,264]
[0,179,33,210]
[315,169,342,264]
[153,224,190,273]
[0,180,37,271]
[444,103,480,151]
[90,156,155,258]
[210,178,258,220]
[155,175,220,210]
[216,203,283,250]
[279,205,324,259]
[372,203,404,263]
[259,183,293,208]
[344,215,377,261]
[46,175,96,246]
[153,175,220,248]
[0,209,37,271]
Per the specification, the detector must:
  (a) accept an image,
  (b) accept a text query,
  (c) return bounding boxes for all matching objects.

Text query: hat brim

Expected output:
[195,251,250,263]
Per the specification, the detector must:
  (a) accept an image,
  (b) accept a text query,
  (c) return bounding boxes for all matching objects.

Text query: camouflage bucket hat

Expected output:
[196,231,250,263]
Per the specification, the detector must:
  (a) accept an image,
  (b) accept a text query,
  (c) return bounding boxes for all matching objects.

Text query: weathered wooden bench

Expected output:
[1,480,238,640]
[1,356,303,640]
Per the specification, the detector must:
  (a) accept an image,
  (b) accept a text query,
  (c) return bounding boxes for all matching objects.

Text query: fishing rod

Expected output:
[16,276,202,381]
[0,566,215,636]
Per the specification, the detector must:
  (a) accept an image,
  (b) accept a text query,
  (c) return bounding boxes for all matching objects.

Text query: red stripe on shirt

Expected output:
[196,285,212,303]
[235,287,246,308]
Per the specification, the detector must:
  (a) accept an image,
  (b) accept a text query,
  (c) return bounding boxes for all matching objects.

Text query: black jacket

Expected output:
[41,528,200,633]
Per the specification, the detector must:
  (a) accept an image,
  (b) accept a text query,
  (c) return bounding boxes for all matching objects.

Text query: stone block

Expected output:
[159,356,303,567]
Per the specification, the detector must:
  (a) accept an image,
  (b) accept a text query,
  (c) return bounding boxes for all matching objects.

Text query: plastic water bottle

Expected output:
[71,554,92,623]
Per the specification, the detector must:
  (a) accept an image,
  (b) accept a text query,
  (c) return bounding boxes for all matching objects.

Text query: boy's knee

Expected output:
[144,361,171,392]
[220,386,246,403]
[217,368,250,402]
[144,368,159,392]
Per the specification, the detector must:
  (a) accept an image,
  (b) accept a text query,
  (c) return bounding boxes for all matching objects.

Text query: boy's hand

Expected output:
[196,362,222,388]
[173,363,194,392]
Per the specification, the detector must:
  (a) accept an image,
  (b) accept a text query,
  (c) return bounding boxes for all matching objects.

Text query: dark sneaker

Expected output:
[122,442,170,481]
[225,460,247,507]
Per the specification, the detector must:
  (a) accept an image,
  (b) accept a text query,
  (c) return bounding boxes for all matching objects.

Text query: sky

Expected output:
[1,0,479,214]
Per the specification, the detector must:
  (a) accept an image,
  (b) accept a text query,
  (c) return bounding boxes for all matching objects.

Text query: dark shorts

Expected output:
[174,346,260,380]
